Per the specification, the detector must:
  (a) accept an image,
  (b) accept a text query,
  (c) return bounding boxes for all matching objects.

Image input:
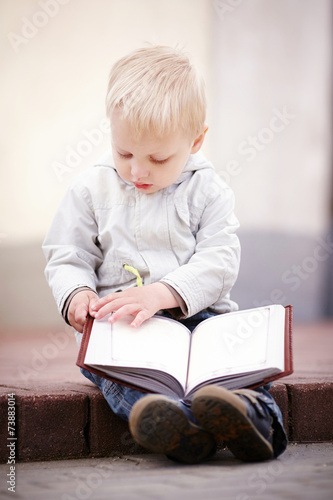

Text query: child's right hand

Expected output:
[67,290,98,332]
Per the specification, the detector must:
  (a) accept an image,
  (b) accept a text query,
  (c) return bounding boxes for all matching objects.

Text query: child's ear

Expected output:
[190,125,208,154]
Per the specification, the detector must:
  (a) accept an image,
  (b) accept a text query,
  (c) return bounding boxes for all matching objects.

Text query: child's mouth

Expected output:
[134,182,153,190]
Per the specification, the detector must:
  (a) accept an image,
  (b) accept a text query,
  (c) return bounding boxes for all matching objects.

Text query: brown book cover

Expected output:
[76,305,293,395]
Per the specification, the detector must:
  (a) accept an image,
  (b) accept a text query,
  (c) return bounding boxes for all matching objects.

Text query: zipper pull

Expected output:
[123,264,143,287]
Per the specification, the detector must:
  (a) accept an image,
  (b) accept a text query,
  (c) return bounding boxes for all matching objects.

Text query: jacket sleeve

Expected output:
[42,180,103,315]
[160,179,240,318]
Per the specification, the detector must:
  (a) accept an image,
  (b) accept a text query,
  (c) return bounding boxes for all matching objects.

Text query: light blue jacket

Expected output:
[43,150,241,318]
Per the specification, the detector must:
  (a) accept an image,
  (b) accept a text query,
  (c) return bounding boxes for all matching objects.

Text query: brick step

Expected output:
[1,380,332,462]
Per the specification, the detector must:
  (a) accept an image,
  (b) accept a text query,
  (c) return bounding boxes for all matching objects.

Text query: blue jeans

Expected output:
[80,311,288,458]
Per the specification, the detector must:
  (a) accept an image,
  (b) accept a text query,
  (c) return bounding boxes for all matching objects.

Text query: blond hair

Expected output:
[105,46,206,138]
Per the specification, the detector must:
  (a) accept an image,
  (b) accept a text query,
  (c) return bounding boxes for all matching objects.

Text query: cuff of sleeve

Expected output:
[159,282,188,319]
[62,287,98,325]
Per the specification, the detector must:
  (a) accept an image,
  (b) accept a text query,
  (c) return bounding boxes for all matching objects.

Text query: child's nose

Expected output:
[130,159,149,180]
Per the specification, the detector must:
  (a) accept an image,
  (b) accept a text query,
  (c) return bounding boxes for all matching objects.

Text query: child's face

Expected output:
[110,109,205,194]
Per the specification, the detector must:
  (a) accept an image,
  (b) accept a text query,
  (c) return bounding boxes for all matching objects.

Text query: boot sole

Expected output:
[192,386,274,462]
[129,395,215,464]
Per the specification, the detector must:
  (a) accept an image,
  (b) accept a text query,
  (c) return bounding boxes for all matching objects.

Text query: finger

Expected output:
[94,295,134,319]
[74,302,88,326]
[88,297,98,316]
[94,301,119,319]
[68,313,84,333]
[130,310,151,328]
[73,321,84,333]
[91,293,118,312]
[108,304,141,323]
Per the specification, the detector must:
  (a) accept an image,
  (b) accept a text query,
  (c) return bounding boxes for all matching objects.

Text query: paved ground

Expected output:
[0,443,332,500]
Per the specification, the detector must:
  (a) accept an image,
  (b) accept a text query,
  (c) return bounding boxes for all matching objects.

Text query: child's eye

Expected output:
[150,157,168,165]
[118,152,132,159]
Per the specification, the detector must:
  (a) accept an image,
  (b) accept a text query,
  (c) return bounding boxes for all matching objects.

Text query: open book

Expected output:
[77,305,293,400]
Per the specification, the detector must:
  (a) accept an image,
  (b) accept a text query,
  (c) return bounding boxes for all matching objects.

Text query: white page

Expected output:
[85,315,190,388]
[186,305,286,392]
[84,316,112,365]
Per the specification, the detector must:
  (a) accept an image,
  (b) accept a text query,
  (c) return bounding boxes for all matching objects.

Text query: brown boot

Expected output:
[129,394,216,464]
[192,385,274,462]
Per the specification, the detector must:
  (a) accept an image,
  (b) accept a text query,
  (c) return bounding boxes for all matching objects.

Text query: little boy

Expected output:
[43,45,287,464]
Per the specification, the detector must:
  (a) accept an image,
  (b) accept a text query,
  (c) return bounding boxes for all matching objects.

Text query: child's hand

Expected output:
[68,290,98,332]
[91,283,178,328]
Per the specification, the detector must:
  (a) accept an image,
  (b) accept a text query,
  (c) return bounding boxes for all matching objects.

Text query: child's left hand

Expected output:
[91,282,179,327]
